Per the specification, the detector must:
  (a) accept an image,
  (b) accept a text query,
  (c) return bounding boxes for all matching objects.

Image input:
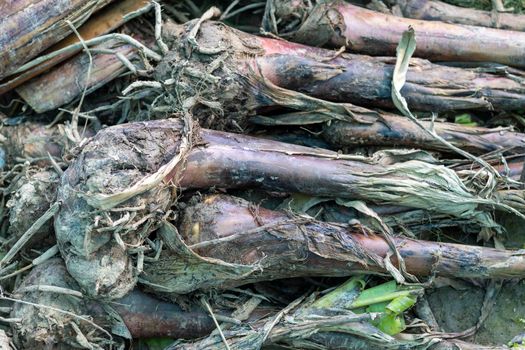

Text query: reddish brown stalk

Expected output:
[397,0,525,31]
[173,123,493,219]
[154,20,525,136]
[0,0,114,80]
[321,118,525,155]
[109,290,214,339]
[0,0,149,95]
[283,1,525,67]
[16,39,138,113]
[143,195,525,293]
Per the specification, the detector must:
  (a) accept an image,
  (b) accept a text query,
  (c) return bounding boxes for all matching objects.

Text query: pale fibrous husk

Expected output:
[54,119,190,298]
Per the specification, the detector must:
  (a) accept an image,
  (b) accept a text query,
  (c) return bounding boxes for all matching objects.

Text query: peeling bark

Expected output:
[0,0,149,94]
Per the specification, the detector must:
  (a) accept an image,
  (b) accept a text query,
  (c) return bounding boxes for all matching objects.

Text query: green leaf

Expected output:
[352,307,366,314]
[366,301,389,313]
[375,313,406,335]
[349,281,397,308]
[349,281,422,309]
[369,292,417,335]
[386,295,417,314]
[454,113,478,126]
[311,276,366,309]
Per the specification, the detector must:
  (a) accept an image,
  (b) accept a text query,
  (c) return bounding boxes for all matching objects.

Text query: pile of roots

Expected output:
[1,0,525,349]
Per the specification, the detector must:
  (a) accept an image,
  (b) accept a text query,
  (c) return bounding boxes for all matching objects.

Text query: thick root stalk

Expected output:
[143,195,525,294]
[176,126,495,223]
[55,120,180,298]
[113,290,214,339]
[153,20,525,133]
[283,1,525,67]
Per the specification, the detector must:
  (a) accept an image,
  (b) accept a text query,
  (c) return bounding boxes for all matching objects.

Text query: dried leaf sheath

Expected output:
[16,39,138,113]
[0,0,113,80]
[0,0,150,94]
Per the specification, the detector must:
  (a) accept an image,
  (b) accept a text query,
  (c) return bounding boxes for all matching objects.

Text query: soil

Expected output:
[428,280,525,345]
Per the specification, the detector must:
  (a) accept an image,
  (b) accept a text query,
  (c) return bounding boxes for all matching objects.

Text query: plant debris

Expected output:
[1,1,525,349]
